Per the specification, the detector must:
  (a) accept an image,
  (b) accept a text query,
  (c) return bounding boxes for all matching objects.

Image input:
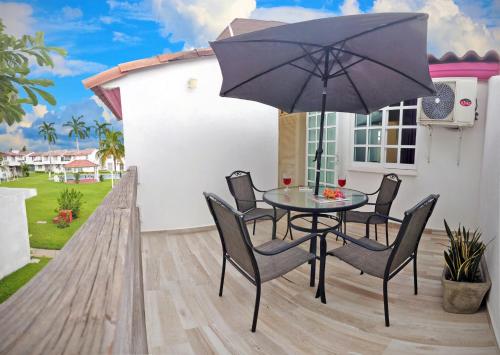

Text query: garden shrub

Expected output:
[74,172,80,184]
[56,188,84,218]
[57,219,69,229]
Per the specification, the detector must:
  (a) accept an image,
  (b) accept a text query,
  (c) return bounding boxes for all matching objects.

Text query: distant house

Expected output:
[0,148,124,181]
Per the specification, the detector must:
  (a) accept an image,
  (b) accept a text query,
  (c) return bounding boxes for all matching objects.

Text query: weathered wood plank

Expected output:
[0,166,147,355]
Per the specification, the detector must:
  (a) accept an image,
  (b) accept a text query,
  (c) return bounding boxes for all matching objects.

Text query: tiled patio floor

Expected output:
[142,220,499,354]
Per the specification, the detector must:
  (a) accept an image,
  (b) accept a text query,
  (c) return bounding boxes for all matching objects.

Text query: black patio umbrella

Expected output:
[210,13,435,195]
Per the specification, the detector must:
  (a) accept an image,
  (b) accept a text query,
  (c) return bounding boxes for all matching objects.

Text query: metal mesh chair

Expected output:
[343,174,401,245]
[327,194,439,326]
[204,192,317,332]
[226,170,292,240]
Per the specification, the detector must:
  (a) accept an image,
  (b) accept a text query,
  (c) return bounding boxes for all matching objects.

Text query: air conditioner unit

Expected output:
[418,77,477,127]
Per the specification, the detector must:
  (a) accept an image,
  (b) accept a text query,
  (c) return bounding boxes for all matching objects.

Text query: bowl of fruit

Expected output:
[323,188,345,200]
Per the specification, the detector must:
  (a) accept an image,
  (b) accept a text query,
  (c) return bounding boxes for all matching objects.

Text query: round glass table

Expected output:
[263,186,368,303]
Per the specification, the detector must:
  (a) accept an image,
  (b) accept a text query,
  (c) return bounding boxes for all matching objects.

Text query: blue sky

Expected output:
[0,0,498,151]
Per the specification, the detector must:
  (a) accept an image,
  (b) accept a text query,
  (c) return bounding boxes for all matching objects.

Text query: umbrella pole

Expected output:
[314,50,330,196]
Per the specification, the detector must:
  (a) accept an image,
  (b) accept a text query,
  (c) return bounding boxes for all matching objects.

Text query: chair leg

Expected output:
[309,237,317,287]
[271,218,277,240]
[253,220,256,235]
[383,279,390,327]
[413,255,418,295]
[375,224,378,241]
[251,283,261,332]
[219,257,226,297]
[385,222,389,246]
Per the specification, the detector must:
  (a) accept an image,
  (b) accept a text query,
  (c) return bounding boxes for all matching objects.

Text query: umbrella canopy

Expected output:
[211,13,435,194]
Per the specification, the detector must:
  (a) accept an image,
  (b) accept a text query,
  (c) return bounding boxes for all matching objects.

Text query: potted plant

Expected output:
[442,220,491,313]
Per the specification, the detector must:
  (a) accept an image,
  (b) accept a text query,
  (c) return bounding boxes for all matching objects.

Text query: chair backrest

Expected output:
[226,170,257,213]
[204,192,259,281]
[375,174,402,216]
[386,194,439,276]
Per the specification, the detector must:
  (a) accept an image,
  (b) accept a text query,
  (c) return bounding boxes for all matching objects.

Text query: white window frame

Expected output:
[351,101,418,171]
[305,112,338,187]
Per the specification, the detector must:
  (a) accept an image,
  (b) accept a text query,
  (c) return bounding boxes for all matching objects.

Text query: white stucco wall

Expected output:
[0,188,36,279]
[337,80,488,230]
[479,75,500,344]
[104,57,278,231]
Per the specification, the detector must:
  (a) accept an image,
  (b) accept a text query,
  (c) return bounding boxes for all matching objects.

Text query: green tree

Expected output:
[92,119,110,146]
[63,115,89,151]
[38,121,57,178]
[0,20,66,125]
[97,129,125,188]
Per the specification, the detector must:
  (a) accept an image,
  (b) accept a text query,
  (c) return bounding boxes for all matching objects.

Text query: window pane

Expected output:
[326,112,336,126]
[308,168,315,181]
[308,142,316,154]
[403,98,418,106]
[354,130,366,144]
[354,147,366,162]
[355,114,367,127]
[402,109,417,125]
[386,148,398,163]
[388,110,400,126]
[368,147,381,162]
[368,129,382,145]
[327,142,336,155]
[389,102,400,107]
[369,111,382,126]
[308,115,316,128]
[326,127,336,140]
[401,128,417,145]
[326,157,335,170]
[401,148,415,164]
[308,129,317,141]
[386,129,399,145]
[307,155,315,168]
[326,171,335,184]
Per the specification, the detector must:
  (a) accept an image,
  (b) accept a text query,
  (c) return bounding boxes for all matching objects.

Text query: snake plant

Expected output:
[443,220,486,282]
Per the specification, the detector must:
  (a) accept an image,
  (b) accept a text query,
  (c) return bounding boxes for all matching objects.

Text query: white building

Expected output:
[83,18,500,341]
[1,148,124,179]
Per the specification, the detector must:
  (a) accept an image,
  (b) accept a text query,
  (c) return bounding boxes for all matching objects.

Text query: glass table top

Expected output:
[263,186,368,213]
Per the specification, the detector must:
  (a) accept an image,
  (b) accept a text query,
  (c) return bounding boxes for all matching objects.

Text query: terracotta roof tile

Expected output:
[64,159,98,168]
[428,50,499,64]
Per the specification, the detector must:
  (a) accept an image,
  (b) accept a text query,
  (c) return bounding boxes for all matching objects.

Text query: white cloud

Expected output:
[251,6,334,23]
[31,54,107,78]
[112,31,141,44]
[62,6,83,20]
[100,16,119,24]
[0,2,35,36]
[0,130,29,151]
[91,96,115,123]
[33,104,48,118]
[372,0,500,56]
[150,0,255,47]
[5,105,48,133]
[340,0,361,15]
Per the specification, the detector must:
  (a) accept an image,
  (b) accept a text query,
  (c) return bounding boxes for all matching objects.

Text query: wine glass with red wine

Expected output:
[282,173,292,191]
[337,175,346,188]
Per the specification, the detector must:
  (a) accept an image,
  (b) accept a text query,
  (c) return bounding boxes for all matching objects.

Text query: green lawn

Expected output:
[0,257,51,304]
[2,173,111,249]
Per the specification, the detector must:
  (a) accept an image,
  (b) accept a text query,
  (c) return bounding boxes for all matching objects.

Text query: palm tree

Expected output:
[38,121,57,178]
[97,129,125,188]
[92,120,110,146]
[63,115,89,151]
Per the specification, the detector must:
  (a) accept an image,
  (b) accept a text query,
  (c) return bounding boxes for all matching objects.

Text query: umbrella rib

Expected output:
[289,50,328,113]
[330,47,435,93]
[328,58,365,79]
[289,63,322,79]
[331,48,370,114]
[299,44,324,78]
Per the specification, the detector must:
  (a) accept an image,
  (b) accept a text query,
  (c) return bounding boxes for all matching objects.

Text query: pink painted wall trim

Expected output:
[429,62,500,80]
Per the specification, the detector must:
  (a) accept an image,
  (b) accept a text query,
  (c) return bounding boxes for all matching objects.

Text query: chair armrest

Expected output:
[365,187,381,196]
[328,230,391,251]
[366,213,403,225]
[236,198,264,203]
[253,233,320,256]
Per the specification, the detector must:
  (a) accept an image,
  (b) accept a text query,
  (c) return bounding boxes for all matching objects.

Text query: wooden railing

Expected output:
[0,167,147,355]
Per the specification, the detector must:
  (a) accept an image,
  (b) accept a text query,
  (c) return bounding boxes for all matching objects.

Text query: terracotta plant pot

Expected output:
[442,260,491,314]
